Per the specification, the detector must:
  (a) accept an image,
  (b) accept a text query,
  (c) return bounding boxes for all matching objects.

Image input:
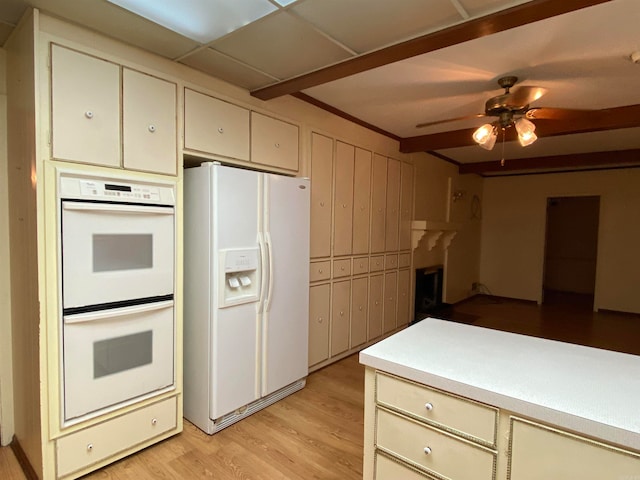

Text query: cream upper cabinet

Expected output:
[353,147,372,255]
[333,141,355,256]
[370,154,388,253]
[383,271,398,334]
[251,111,299,171]
[183,88,250,161]
[310,133,333,259]
[122,69,177,175]
[385,159,401,252]
[351,277,368,349]
[397,269,411,328]
[331,280,351,357]
[51,44,120,167]
[368,274,384,341]
[399,161,414,251]
[309,284,330,367]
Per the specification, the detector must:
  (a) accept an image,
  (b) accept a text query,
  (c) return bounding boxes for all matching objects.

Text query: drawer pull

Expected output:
[425,402,434,411]
[84,110,94,119]
[423,446,432,455]
[218,127,224,133]
[318,317,323,324]
[87,443,93,452]
[340,311,344,316]
[318,269,323,274]
[151,418,158,426]
[341,266,345,271]
[148,124,156,133]
[275,143,280,148]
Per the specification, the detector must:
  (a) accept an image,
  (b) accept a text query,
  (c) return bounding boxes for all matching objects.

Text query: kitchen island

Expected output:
[360,317,640,480]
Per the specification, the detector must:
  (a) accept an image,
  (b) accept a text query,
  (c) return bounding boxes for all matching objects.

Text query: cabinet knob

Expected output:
[425,402,434,411]
[341,266,345,271]
[339,311,344,316]
[148,124,156,133]
[84,110,94,119]
[274,143,280,148]
[359,306,363,311]
[360,206,365,211]
[218,127,224,134]
[318,317,323,323]
[342,203,347,208]
[320,201,325,207]
[151,418,158,426]
[318,268,323,274]
[375,301,379,306]
[423,446,432,455]
[359,263,364,268]
[87,443,94,452]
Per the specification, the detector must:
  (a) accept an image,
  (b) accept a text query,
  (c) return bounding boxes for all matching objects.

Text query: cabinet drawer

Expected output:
[310,261,331,282]
[370,255,385,272]
[56,397,177,477]
[333,258,351,278]
[509,418,640,480]
[398,253,411,268]
[251,111,299,171]
[353,257,369,275]
[376,408,495,480]
[376,453,435,479]
[385,254,399,270]
[376,372,497,446]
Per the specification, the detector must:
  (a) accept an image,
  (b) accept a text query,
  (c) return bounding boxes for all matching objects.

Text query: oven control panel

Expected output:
[80,180,161,202]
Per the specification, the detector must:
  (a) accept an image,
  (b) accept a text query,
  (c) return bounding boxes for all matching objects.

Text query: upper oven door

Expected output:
[61,201,175,310]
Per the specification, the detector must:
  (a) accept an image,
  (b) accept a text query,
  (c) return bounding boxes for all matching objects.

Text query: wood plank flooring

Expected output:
[2,293,639,479]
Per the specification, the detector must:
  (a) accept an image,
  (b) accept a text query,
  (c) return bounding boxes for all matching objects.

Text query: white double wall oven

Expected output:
[57,170,177,424]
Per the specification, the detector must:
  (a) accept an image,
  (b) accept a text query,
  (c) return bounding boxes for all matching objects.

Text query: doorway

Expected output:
[542,196,600,309]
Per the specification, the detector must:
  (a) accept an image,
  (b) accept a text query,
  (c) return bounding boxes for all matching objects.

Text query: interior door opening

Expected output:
[542,196,600,310]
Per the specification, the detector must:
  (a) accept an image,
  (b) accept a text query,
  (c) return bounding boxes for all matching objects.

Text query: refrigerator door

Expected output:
[261,173,310,397]
[210,165,261,419]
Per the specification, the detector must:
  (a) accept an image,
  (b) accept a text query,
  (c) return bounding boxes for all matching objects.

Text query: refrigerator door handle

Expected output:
[264,231,274,313]
[257,232,268,314]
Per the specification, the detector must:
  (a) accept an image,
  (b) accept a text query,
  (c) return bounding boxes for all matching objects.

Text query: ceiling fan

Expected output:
[415,76,587,150]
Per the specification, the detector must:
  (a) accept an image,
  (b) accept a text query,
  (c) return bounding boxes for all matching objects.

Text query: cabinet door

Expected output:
[397,269,411,328]
[333,142,354,256]
[400,161,414,251]
[309,284,330,367]
[370,154,387,253]
[368,274,384,341]
[310,133,333,259]
[51,45,120,167]
[123,69,177,175]
[353,147,372,255]
[251,112,299,171]
[385,159,401,252]
[383,270,398,334]
[183,88,250,161]
[351,277,368,349]
[331,280,351,357]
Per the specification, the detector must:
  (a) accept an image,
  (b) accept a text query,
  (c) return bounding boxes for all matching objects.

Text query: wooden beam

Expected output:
[458,149,640,175]
[251,0,612,100]
[400,104,640,152]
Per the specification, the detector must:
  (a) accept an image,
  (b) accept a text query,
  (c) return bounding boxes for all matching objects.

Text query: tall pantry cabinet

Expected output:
[6,11,182,479]
[308,132,414,371]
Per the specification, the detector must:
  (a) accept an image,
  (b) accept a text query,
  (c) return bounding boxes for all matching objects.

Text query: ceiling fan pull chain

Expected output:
[500,128,506,166]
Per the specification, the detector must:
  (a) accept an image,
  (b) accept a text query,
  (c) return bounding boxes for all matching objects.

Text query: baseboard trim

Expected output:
[459,294,538,305]
[598,308,640,318]
[10,435,38,480]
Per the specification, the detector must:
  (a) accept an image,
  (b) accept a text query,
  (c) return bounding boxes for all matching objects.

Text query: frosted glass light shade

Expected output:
[515,117,537,146]
[473,124,497,150]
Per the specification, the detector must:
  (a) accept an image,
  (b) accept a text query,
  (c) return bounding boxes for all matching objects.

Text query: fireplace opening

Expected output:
[414,265,445,323]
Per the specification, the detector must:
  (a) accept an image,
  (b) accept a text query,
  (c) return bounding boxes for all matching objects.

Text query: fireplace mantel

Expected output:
[411,220,461,251]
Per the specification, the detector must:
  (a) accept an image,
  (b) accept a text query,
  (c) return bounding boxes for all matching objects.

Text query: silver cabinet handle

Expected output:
[425,402,434,411]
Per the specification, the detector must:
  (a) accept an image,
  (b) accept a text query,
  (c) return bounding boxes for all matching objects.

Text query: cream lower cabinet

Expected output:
[382,271,398,334]
[308,283,331,367]
[330,280,351,357]
[350,277,368,349]
[364,369,640,480]
[368,274,384,341]
[397,268,411,328]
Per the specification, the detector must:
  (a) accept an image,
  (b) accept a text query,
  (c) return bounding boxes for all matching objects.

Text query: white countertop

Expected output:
[360,317,640,451]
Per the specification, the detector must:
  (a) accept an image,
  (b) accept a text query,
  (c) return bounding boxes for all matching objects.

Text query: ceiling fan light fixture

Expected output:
[515,117,537,146]
[473,123,496,148]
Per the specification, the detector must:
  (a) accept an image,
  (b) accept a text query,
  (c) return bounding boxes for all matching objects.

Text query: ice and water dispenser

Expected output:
[219,248,260,307]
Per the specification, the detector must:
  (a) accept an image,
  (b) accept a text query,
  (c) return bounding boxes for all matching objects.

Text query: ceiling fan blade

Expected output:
[525,107,597,120]
[508,86,547,107]
[416,113,486,129]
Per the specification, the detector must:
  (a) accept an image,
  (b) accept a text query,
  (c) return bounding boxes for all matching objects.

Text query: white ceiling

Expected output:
[1,0,639,175]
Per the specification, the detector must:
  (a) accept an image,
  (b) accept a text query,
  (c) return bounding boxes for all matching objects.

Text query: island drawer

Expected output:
[376,372,497,446]
[376,408,495,480]
[310,260,331,282]
[56,396,177,477]
[375,452,435,479]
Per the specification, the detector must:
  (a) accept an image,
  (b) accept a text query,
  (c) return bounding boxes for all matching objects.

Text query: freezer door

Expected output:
[261,173,310,397]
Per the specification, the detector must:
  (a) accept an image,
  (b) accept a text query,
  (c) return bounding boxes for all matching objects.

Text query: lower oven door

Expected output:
[63,300,175,422]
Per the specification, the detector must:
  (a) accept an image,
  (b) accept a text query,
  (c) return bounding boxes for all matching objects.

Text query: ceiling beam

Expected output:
[458,149,640,175]
[400,104,640,152]
[250,0,612,101]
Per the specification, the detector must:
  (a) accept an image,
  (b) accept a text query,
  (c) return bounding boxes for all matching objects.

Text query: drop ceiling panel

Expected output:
[211,11,353,80]
[290,0,463,53]
[180,47,277,90]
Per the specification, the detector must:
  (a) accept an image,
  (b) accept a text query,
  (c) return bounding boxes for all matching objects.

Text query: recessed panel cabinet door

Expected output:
[400,161,414,251]
[251,111,299,172]
[383,270,398,334]
[370,154,387,253]
[353,147,372,255]
[350,277,368,348]
[330,280,351,357]
[397,268,411,327]
[333,141,355,256]
[123,69,177,175]
[310,133,333,258]
[309,284,330,367]
[368,274,384,341]
[51,45,120,167]
[385,159,401,252]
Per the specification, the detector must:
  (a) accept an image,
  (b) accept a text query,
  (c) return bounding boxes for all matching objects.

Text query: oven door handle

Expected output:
[63,300,174,324]
[62,202,173,215]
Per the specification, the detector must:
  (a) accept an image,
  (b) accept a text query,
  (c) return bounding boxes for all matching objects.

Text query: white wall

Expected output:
[0,46,15,445]
[480,169,640,314]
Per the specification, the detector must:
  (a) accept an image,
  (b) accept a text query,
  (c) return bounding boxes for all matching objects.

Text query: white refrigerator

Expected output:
[184,162,310,434]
